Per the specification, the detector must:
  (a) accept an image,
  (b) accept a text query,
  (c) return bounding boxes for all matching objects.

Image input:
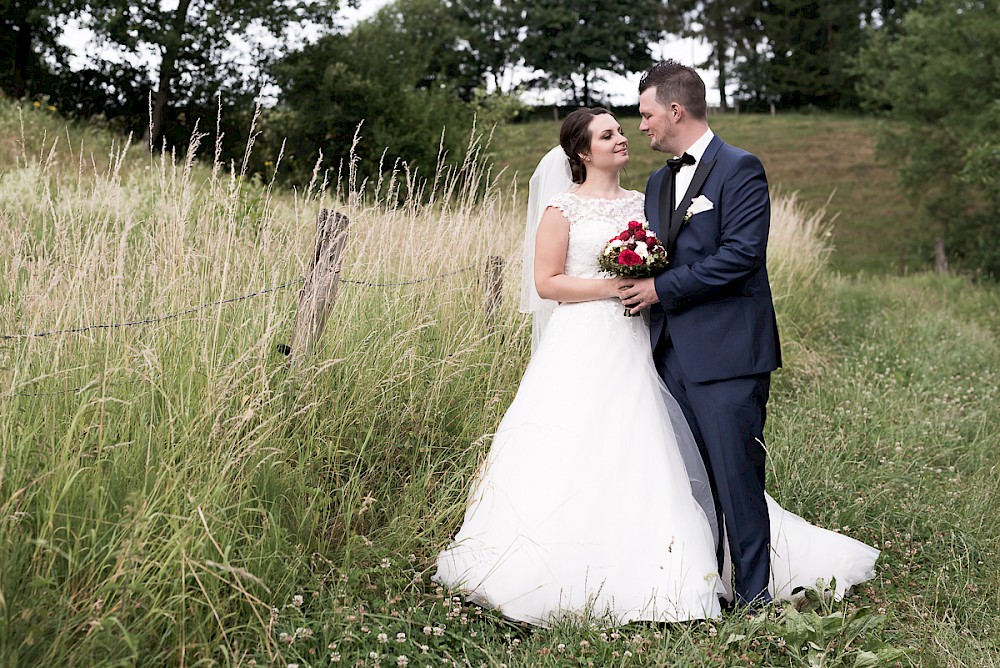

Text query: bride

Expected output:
[433,108,879,627]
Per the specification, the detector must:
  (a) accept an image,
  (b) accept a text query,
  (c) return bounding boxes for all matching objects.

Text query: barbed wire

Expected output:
[0,263,482,342]
[0,277,305,341]
[339,263,476,287]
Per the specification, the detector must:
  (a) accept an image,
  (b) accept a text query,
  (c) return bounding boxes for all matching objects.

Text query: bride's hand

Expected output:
[610,276,633,298]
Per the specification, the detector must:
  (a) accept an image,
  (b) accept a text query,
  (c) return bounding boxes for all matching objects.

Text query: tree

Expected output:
[856,0,1000,275]
[267,0,477,186]
[519,0,665,105]
[0,0,78,99]
[80,0,348,148]
[361,0,482,101]
[662,0,765,111]
[449,0,525,95]
[753,0,871,109]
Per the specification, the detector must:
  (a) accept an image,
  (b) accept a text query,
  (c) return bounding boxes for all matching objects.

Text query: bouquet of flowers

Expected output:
[598,219,669,316]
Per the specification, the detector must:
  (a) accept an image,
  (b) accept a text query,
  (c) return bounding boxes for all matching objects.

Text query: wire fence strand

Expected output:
[1,263,481,342]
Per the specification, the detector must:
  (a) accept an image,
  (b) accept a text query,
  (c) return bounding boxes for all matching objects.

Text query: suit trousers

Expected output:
[654,337,773,607]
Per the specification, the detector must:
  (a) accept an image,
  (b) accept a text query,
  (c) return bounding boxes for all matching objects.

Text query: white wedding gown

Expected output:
[434,191,878,627]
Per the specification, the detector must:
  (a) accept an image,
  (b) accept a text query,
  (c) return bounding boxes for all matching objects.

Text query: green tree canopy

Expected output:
[79,0,347,147]
[519,0,666,105]
[267,0,477,187]
[450,0,525,95]
[0,0,80,99]
[662,0,764,111]
[753,0,869,109]
[856,0,1000,275]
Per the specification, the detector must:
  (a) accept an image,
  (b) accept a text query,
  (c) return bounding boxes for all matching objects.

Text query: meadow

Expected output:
[492,113,922,276]
[0,100,998,667]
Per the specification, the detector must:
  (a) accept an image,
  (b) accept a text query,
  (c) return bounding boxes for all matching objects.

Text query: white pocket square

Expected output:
[687,195,714,216]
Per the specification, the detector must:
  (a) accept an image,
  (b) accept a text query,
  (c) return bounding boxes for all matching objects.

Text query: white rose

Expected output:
[635,241,649,258]
[611,239,623,248]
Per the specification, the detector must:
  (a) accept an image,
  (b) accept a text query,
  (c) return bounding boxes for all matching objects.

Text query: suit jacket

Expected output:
[645,134,781,383]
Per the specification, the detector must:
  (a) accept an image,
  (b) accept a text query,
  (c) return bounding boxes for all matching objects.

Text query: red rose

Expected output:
[627,220,642,230]
[617,249,643,266]
[634,228,647,241]
[618,230,630,241]
[645,233,657,243]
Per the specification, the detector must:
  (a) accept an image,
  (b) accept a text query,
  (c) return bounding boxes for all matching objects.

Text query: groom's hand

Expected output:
[618,277,660,315]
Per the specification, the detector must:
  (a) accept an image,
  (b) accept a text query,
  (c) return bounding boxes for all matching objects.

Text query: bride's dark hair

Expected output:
[560,107,613,184]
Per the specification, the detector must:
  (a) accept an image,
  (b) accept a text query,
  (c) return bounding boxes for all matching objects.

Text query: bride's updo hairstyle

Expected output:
[560,107,613,184]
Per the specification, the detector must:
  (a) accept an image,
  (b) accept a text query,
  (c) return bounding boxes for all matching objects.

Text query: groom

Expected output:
[619,60,782,609]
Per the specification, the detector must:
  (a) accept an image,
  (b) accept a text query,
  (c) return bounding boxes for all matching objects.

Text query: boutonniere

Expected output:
[683,195,714,224]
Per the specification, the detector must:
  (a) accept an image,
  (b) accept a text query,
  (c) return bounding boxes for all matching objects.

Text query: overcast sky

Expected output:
[58,0,720,107]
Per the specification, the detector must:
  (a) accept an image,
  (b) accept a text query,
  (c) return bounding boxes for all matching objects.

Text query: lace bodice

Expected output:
[547,191,646,279]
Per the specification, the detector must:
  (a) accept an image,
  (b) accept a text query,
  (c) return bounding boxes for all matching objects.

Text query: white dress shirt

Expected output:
[673,128,715,209]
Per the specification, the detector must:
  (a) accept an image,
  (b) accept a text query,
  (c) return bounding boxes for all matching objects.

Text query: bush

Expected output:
[856,0,1000,277]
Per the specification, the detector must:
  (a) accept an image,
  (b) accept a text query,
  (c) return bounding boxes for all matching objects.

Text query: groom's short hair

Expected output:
[639,60,708,121]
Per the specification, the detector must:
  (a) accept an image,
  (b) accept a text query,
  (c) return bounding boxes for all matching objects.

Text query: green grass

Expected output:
[491,113,922,276]
[1,98,998,666]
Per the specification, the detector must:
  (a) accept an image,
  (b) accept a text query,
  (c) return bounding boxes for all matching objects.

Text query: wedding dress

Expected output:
[433,190,878,627]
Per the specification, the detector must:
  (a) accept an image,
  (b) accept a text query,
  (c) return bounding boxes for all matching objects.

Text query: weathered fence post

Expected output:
[291,209,349,363]
[484,255,504,325]
[934,237,948,274]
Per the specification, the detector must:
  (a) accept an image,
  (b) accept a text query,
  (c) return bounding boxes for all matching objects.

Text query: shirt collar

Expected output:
[682,128,715,164]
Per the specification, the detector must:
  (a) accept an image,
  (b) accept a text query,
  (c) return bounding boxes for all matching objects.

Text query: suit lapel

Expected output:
[667,137,722,253]
[655,166,672,238]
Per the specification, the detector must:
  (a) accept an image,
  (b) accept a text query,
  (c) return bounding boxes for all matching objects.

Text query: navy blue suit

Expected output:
[645,134,781,606]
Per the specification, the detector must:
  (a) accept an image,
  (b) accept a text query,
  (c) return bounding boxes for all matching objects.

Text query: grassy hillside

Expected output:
[491,114,921,276]
[1,100,998,667]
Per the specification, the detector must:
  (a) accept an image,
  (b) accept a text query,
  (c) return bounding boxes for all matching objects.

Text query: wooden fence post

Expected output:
[291,209,349,363]
[484,255,504,325]
[934,237,948,274]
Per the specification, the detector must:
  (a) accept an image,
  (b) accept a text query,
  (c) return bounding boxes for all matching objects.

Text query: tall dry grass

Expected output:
[0,101,837,665]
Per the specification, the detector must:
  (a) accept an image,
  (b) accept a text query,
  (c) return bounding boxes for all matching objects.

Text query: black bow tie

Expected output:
[667,152,696,172]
